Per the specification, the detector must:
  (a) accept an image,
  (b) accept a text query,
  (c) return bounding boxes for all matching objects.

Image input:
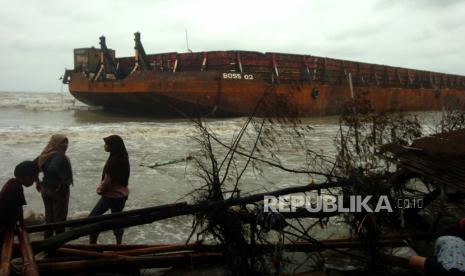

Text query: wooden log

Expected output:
[0,229,14,276]
[18,228,39,276]
[29,230,442,267]
[58,237,422,258]
[15,256,83,264]
[115,243,203,256]
[55,248,123,258]
[60,230,442,255]
[62,243,167,251]
[277,240,407,251]
[32,181,347,253]
[26,241,414,275]
[35,252,223,273]
[55,245,211,258]
[59,241,406,257]
[27,202,188,233]
[114,240,409,253]
[289,231,443,244]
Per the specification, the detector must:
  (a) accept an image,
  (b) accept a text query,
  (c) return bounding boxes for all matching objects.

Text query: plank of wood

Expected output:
[0,230,14,276]
[18,228,39,276]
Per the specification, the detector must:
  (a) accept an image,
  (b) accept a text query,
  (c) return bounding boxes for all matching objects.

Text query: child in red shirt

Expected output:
[0,161,39,230]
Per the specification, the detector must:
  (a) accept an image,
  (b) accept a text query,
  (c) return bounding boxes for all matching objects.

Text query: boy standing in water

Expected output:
[0,161,39,230]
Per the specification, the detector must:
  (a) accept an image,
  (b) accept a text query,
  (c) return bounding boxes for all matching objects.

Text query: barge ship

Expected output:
[63,33,465,117]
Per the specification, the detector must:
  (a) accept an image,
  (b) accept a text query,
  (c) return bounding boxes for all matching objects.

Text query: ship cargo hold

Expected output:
[63,33,465,117]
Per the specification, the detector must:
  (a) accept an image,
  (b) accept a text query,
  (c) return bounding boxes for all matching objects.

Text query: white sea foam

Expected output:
[0,91,95,111]
[0,91,373,245]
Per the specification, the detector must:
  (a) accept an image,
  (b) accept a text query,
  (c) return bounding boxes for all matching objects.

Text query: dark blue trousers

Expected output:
[89,196,127,237]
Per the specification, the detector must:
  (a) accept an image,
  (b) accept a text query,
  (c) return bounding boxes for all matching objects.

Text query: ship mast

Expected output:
[185,29,192,53]
[93,36,118,81]
[132,32,150,72]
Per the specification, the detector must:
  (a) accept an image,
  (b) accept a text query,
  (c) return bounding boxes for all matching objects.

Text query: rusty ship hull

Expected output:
[66,35,465,117]
[69,71,465,117]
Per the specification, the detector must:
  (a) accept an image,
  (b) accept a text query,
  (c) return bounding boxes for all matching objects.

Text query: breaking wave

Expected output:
[0,91,96,111]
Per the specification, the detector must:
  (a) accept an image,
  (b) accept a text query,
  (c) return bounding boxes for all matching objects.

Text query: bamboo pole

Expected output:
[57,238,420,259]
[27,202,187,233]
[100,240,409,256]
[12,256,82,267]
[55,245,206,258]
[115,243,203,256]
[55,247,123,258]
[62,243,167,251]
[57,240,408,258]
[25,242,412,274]
[0,229,14,276]
[60,231,441,254]
[18,228,39,276]
[22,238,429,273]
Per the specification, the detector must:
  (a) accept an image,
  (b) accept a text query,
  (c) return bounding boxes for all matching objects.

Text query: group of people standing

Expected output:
[0,134,130,245]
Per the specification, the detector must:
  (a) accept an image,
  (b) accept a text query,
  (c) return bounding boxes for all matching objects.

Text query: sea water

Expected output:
[0,91,442,245]
[0,91,345,244]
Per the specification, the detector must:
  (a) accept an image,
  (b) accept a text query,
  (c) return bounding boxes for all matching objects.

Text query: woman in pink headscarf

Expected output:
[36,134,73,239]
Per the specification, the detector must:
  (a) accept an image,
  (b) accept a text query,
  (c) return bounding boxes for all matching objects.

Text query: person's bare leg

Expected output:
[409,255,426,274]
[42,191,54,239]
[115,233,123,245]
[89,233,98,244]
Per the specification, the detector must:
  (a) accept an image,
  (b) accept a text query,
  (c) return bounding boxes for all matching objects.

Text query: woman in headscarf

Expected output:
[36,134,73,239]
[89,135,130,245]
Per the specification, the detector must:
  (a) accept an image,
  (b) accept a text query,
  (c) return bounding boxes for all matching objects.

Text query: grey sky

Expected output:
[1,0,464,92]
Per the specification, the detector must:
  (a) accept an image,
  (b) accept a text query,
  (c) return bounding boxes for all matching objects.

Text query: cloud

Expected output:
[409,29,433,43]
[375,0,464,10]
[326,23,387,42]
[0,0,464,92]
